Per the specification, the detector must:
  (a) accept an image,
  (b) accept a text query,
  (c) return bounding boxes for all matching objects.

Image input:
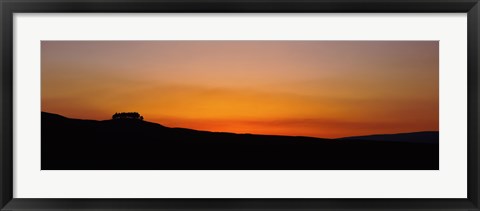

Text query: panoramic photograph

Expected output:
[41,41,439,170]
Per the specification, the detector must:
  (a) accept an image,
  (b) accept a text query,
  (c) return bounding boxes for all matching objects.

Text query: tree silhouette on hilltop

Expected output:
[112,112,144,120]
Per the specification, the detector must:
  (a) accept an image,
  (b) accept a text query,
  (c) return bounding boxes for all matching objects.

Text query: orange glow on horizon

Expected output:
[41,41,439,138]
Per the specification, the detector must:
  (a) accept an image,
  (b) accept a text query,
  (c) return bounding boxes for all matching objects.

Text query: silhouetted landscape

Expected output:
[41,112,439,170]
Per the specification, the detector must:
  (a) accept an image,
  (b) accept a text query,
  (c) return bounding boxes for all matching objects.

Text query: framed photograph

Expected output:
[1,0,479,210]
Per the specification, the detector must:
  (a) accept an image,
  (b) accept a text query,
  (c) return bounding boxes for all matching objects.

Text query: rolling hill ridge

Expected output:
[41,112,439,170]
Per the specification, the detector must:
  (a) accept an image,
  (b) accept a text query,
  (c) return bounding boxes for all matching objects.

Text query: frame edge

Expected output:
[1,0,479,210]
[468,1,480,209]
[0,0,14,210]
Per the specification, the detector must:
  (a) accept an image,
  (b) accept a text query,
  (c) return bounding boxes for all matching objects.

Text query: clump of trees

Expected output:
[112,112,144,120]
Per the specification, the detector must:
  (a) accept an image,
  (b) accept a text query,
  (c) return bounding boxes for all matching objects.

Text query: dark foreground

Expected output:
[41,112,439,170]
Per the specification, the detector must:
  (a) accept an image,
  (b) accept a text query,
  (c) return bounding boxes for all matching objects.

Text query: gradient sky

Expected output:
[41,41,438,138]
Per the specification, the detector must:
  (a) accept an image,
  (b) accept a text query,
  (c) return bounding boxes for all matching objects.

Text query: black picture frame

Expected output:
[1,0,479,210]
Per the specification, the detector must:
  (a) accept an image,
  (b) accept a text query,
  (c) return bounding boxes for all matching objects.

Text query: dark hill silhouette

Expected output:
[41,112,439,170]
[340,131,439,144]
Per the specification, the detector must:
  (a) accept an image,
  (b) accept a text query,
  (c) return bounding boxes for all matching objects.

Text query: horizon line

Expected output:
[41,111,439,140]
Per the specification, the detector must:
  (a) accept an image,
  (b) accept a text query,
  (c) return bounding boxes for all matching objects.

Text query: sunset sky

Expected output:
[41,41,438,138]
